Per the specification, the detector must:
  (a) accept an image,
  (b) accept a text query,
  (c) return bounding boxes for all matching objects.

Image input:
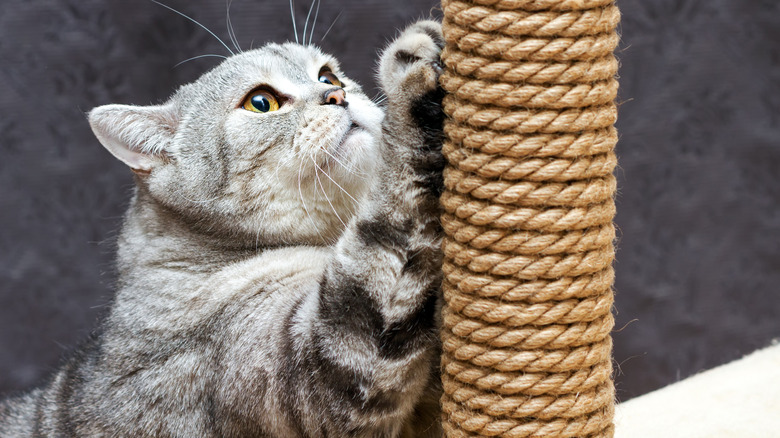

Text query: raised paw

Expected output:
[377,20,445,197]
[378,20,444,104]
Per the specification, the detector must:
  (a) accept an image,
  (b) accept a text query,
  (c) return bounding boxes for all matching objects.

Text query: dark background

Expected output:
[1,0,778,402]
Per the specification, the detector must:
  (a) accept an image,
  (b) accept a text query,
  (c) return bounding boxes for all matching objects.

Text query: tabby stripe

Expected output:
[355,218,411,251]
[280,297,311,438]
[378,285,438,360]
[318,274,434,360]
[310,337,399,415]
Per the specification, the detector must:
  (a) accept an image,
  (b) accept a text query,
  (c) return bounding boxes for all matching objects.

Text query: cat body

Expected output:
[0,21,445,437]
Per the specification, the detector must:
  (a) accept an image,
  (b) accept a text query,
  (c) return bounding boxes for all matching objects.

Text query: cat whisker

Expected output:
[297,155,327,243]
[150,0,235,56]
[289,0,299,44]
[372,92,388,105]
[320,10,343,44]
[312,159,347,229]
[302,0,317,46]
[311,159,358,205]
[270,154,287,183]
[309,0,322,47]
[176,193,223,205]
[318,145,367,179]
[173,54,228,68]
[226,0,242,53]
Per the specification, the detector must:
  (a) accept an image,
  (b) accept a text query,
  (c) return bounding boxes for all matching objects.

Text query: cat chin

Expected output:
[327,128,379,176]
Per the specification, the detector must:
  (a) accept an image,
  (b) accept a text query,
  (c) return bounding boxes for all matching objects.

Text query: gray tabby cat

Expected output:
[0,20,445,437]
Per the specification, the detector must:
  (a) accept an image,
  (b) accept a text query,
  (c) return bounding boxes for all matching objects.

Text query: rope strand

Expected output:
[439,0,620,436]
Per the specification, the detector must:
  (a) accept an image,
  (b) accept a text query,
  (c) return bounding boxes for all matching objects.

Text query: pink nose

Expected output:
[323,88,347,107]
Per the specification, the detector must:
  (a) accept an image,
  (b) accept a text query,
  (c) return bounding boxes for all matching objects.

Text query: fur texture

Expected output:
[0,20,445,438]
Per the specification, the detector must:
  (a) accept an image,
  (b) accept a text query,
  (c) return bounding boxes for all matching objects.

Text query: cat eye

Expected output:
[242,89,280,113]
[318,68,342,88]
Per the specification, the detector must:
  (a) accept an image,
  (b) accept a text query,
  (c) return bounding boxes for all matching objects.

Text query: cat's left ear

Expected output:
[88,103,179,173]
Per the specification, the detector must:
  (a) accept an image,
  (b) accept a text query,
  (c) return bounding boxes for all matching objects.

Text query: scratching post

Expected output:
[438,0,620,436]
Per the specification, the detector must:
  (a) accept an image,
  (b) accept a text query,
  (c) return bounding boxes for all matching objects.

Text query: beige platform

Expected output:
[614,343,780,437]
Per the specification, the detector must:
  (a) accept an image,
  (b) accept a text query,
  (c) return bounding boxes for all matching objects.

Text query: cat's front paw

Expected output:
[378,20,445,197]
[379,20,444,107]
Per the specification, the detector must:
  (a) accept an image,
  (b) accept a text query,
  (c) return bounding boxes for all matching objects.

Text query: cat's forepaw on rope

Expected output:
[378,20,444,107]
[377,20,445,198]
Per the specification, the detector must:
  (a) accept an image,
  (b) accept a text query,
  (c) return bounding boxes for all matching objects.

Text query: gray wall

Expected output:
[1,0,778,403]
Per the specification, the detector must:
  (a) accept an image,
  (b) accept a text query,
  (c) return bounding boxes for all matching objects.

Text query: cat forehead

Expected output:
[204,43,340,86]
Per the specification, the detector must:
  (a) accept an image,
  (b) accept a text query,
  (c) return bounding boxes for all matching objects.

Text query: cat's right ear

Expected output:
[88,103,179,174]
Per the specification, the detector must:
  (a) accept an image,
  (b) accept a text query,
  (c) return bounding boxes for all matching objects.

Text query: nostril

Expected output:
[323,88,348,107]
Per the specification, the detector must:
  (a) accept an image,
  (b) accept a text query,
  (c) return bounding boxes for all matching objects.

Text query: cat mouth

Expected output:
[339,122,362,143]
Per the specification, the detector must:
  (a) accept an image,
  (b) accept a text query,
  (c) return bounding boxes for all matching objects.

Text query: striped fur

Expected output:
[0,21,444,437]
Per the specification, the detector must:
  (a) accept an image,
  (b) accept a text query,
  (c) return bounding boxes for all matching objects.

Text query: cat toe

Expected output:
[406,20,444,51]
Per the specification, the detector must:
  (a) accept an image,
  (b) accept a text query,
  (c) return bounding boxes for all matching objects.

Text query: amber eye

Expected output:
[242,89,280,113]
[318,68,342,87]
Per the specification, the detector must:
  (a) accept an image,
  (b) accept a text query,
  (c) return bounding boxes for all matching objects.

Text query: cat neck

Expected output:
[116,184,258,285]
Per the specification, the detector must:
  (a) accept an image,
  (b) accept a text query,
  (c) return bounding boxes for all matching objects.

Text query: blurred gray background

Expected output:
[1,0,778,402]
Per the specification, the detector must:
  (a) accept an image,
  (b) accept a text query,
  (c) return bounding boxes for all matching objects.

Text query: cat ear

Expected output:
[88,103,179,173]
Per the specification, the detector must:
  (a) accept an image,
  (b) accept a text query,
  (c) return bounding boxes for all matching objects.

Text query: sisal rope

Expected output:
[438,0,620,436]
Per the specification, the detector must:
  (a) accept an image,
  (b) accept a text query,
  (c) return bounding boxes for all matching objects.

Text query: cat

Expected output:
[0,18,446,438]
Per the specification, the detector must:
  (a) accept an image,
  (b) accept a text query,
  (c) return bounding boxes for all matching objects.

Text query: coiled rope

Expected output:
[439,0,620,436]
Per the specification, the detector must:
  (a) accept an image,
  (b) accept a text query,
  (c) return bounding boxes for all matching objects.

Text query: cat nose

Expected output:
[322,88,348,107]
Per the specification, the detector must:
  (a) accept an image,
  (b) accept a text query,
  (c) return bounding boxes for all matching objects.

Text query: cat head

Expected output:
[89,43,383,246]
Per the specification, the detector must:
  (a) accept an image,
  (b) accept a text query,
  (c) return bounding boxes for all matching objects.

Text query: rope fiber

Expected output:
[439,0,620,436]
